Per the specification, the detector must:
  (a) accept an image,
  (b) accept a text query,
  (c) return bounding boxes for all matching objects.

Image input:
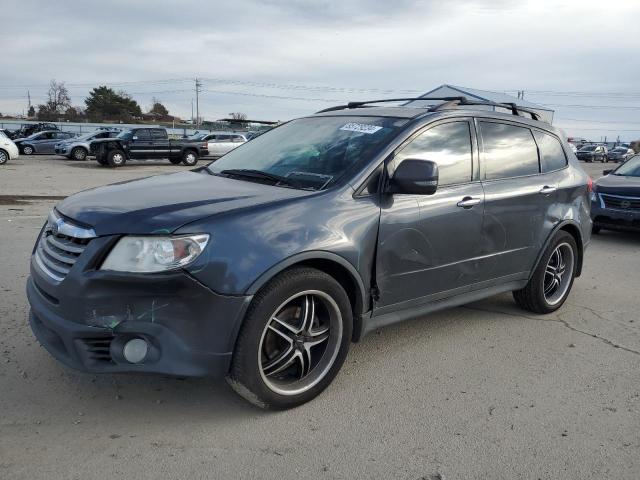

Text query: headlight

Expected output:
[100,234,209,273]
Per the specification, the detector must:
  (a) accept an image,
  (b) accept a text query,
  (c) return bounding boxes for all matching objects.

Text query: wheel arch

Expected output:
[246,251,368,342]
[531,220,585,279]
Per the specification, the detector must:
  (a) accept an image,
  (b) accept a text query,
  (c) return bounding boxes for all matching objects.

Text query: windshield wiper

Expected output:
[219,169,306,189]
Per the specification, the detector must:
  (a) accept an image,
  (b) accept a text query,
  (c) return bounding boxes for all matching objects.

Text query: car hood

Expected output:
[56,169,314,236]
[595,174,640,196]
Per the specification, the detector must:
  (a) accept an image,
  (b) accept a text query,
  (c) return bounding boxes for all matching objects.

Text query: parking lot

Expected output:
[1,155,639,479]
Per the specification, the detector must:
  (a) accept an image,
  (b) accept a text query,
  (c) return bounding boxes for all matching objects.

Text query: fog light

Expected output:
[123,338,148,364]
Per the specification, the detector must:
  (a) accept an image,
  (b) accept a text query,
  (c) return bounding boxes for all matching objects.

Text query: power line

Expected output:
[203,89,341,103]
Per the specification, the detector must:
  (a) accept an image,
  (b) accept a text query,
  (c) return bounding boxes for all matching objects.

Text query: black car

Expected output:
[10,122,60,140]
[591,155,640,233]
[90,127,209,167]
[27,97,592,409]
[576,144,608,163]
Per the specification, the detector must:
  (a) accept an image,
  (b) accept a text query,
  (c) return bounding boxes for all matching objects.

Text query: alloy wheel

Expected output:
[0,151,7,164]
[23,146,33,155]
[543,242,574,306]
[258,290,342,396]
[112,153,124,165]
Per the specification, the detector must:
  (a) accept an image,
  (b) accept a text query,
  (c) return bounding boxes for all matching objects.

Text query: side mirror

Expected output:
[389,159,438,195]
[603,169,613,175]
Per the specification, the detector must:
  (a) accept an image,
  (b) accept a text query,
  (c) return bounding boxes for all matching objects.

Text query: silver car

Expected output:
[191,132,247,157]
[55,129,121,161]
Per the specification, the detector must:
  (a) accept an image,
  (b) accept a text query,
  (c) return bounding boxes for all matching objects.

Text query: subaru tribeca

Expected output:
[26,97,592,409]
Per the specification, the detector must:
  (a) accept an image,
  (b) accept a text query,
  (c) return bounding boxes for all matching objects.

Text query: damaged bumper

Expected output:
[27,245,251,377]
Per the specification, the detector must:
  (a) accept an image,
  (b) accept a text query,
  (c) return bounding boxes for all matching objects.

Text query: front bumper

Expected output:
[27,240,251,377]
[591,197,640,232]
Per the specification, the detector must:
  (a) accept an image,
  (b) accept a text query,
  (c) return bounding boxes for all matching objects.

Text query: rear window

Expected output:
[533,131,567,172]
[150,129,167,139]
[479,122,539,180]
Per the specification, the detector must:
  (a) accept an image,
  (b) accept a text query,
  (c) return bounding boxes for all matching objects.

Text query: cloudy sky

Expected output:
[2,0,640,140]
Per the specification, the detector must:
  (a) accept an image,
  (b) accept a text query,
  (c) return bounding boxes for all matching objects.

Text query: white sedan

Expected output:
[0,129,19,164]
[205,133,247,157]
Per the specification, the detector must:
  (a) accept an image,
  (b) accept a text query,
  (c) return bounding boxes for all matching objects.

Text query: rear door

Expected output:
[476,119,556,280]
[150,129,170,158]
[38,132,61,153]
[130,129,154,158]
[374,119,486,313]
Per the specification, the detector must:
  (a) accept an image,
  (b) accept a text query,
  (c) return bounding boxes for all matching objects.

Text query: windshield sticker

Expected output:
[339,123,383,134]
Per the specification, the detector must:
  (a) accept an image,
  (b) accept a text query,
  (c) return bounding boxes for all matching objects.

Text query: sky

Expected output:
[2,0,640,140]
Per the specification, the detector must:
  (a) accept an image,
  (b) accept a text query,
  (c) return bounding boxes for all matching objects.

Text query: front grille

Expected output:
[601,194,640,211]
[34,211,96,282]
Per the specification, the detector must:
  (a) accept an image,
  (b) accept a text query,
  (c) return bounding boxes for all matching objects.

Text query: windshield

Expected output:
[207,116,407,190]
[579,145,597,151]
[613,156,640,176]
[117,130,133,140]
[612,147,627,152]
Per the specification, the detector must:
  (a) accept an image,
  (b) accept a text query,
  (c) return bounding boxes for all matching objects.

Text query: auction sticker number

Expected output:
[340,123,383,134]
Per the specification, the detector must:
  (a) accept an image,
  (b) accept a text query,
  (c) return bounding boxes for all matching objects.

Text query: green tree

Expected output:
[27,105,36,118]
[149,97,169,117]
[84,86,142,122]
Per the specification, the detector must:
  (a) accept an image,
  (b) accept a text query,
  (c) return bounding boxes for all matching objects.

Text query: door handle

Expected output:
[457,196,482,208]
[539,186,557,195]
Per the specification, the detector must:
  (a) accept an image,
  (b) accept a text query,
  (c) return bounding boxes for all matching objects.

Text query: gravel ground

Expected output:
[1,155,639,480]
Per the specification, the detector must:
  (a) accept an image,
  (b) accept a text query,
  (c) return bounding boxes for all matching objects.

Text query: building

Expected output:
[405,84,554,123]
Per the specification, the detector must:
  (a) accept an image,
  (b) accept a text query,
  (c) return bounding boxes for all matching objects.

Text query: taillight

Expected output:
[587,177,593,193]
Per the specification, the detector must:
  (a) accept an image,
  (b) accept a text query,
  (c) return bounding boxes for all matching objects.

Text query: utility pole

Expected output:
[195,78,202,127]
[191,98,194,125]
[27,90,31,116]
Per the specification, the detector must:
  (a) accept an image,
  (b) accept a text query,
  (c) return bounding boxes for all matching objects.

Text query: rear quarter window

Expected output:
[533,131,567,173]
[479,121,539,180]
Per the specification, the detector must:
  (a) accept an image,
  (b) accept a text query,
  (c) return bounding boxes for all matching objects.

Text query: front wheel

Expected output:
[227,267,353,409]
[181,150,198,166]
[513,231,578,314]
[71,147,87,161]
[107,150,126,167]
[0,149,8,165]
[22,145,34,155]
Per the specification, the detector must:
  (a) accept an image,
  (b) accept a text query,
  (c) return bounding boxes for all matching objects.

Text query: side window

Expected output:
[216,134,231,142]
[479,122,539,180]
[150,129,167,139]
[533,131,567,173]
[394,121,473,186]
[135,129,151,140]
[95,132,109,139]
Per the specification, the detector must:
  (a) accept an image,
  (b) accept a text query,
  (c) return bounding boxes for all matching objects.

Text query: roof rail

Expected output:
[316,96,541,121]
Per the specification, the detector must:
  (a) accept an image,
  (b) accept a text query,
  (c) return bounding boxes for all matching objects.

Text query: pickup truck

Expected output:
[90,127,209,167]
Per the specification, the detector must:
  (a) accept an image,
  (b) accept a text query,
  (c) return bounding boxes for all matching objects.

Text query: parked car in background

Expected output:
[0,129,19,164]
[206,132,248,156]
[607,146,634,163]
[9,122,60,140]
[15,130,76,155]
[27,98,591,409]
[55,129,121,161]
[90,127,208,167]
[591,155,640,233]
[576,144,607,162]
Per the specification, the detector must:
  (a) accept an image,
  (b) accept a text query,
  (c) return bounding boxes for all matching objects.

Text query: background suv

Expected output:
[27,97,591,409]
[55,129,121,161]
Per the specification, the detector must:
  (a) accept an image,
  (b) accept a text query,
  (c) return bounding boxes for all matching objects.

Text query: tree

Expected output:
[148,97,169,117]
[65,106,84,121]
[27,105,36,118]
[229,112,247,121]
[36,79,72,120]
[84,86,143,121]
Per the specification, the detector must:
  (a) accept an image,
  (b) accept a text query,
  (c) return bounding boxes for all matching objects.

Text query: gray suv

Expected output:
[55,129,120,161]
[26,97,592,409]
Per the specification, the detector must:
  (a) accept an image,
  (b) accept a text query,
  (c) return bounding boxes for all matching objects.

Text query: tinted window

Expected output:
[480,122,539,180]
[533,131,567,172]
[394,121,473,186]
[135,129,151,140]
[150,129,167,139]
[216,134,232,142]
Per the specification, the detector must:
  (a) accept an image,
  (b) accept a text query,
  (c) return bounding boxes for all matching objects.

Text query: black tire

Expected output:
[227,267,353,409]
[106,149,126,168]
[70,147,88,161]
[169,158,182,165]
[181,150,198,166]
[22,145,34,155]
[592,225,601,234]
[513,231,578,314]
[0,149,8,165]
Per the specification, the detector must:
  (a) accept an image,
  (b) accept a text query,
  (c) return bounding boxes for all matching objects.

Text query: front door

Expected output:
[374,119,485,314]
[130,129,155,158]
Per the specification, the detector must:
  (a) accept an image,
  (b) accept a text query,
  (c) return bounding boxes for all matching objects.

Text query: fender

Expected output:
[245,250,368,315]
[530,219,585,279]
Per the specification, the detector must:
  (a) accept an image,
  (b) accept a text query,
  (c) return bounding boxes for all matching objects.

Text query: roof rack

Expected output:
[315,96,541,121]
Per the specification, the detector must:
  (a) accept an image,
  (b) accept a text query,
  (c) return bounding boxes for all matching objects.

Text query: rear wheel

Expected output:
[0,149,8,165]
[181,150,198,166]
[71,147,87,161]
[107,150,126,168]
[22,145,34,155]
[513,231,578,314]
[227,267,352,409]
